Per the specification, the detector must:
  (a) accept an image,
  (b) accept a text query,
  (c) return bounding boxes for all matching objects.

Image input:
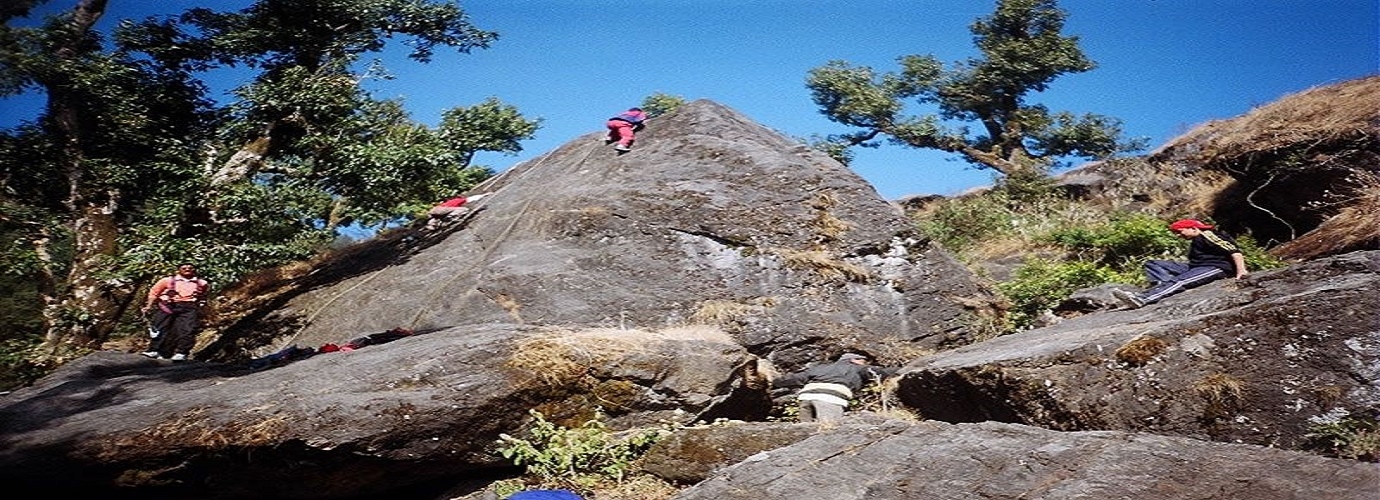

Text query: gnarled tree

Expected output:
[0,0,537,370]
[806,0,1145,179]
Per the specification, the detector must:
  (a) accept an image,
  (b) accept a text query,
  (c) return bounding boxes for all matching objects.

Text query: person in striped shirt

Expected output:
[1113,219,1248,309]
[771,353,898,423]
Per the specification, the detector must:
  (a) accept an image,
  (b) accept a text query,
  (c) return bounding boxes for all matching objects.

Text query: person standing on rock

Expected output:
[1113,218,1248,309]
[140,263,210,361]
[604,107,647,152]
[771,353,898,423]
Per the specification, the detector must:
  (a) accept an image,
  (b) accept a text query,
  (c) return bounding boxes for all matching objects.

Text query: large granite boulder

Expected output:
[207,99,1001,368]
[894,250,1380,451]
[669,419,1380,500]
[0,324,757,498]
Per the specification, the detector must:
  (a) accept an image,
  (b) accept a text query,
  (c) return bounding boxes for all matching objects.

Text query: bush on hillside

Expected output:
[1044,213,1185,274]
[496,409,670,495]
[916,193,1018,253]
[997,258,1131,329]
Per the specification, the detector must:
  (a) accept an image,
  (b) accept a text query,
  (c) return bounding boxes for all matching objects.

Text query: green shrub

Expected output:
[1236,233,1287,272]
[496,409,667,492]
[1305,410,1380,462]
[640,92,685,118]
[997,258,1131,329]
[916,192,1017,252]
[994,168,1057,204]
[1044,213,1183,272]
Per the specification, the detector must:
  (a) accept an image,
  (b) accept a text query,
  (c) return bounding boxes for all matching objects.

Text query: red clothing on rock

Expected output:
[605,108,647,148]
[436,196,469,209]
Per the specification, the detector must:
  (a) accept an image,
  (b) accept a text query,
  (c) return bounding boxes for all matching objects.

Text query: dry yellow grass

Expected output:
[1115,335,1169,366]
[505,325,736,388]
[814,211,852,242]
[1194,373,1245,408]
[809,192,853,242]
[1171,169,1236,216]
[493,292,524,322]
[97,408,289,459]
[689,298,776,326]
[1161,75,1380,164]
[770,247,872,283]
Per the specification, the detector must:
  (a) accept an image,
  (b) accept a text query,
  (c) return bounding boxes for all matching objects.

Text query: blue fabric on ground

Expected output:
[507,490,583,500]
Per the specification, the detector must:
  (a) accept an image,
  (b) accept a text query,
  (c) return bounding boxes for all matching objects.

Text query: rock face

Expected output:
[211,99,999,367]
[0,324,759,498]
[0,100,999,498]
[894,250,1380,450]
[671,420,1380,500]
[3,100,1377,500]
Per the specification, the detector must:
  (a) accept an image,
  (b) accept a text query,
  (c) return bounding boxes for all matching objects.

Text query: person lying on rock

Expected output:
[771,353,898,423]
[425,193,489,230]
[1113,218,1248,309]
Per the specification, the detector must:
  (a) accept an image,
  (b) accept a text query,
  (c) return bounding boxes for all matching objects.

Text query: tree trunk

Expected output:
[210,135,272,187]
[32,0,126,364]
[38,200,135,361]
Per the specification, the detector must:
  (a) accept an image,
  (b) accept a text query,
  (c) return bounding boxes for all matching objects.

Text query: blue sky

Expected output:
[5,1,1377,199]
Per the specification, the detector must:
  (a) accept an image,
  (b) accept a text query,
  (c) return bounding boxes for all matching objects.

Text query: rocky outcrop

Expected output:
[0,100,1002,498]
[207,99,1002,368]
[0,324,758,498]
[670,419,1380,500]
[2,99,1376,500]
[894,250,1380,450]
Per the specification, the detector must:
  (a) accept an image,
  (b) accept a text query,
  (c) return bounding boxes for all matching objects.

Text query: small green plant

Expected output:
[496,409,667,492]
[639,92,686,118]
[1235,233,1287,272]
[997,257,1130,329]
[1045,213,1184,272]
[1305,410,1380,462]
[915,191,1017,252]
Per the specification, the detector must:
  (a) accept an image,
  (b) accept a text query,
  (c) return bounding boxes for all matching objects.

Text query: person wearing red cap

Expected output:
[1113,219,1248,309]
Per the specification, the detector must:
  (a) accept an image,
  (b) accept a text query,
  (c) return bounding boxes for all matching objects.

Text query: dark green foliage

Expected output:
[0,1,539,369]
[805,0,1145,179]
[639,92,685,118]
[1045,214,1184,272]
[997,258,1129,329]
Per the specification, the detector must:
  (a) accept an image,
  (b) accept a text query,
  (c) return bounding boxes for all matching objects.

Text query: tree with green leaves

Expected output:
[639,92,686,118]
[805,0,1145,178]
[0,0,538,370]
